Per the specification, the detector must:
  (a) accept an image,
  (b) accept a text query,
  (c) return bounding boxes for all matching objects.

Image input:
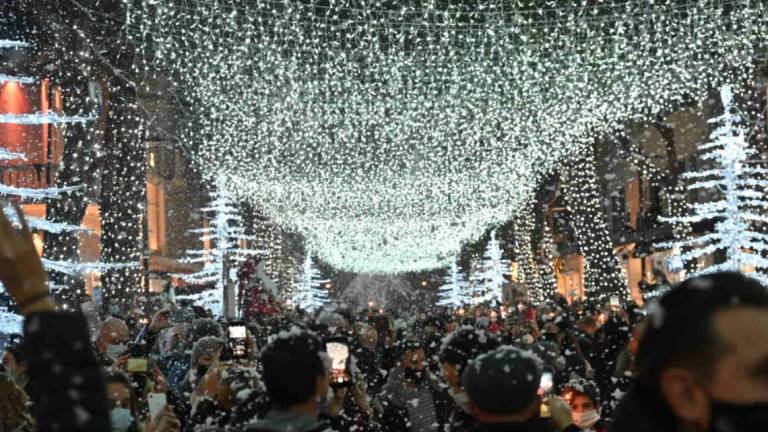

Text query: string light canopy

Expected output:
[129,0,767,274]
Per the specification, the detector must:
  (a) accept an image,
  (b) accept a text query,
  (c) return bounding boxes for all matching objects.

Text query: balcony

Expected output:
[0,162,57,193]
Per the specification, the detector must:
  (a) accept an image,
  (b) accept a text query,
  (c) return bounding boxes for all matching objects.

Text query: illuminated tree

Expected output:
[4,0,151,308]
[659,85,768,282]
[176,175,262,316]
[0,40,124,324]
[514,197,556,303]
[561,144,629,303]
[291,254,330,313]
[470,230,512,304]
[437,261,471,308]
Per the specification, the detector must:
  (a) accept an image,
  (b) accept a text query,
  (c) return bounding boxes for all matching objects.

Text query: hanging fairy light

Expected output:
[128,0,767,274]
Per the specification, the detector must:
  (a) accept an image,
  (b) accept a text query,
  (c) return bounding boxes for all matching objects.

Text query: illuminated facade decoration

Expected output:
[130,0,767,274]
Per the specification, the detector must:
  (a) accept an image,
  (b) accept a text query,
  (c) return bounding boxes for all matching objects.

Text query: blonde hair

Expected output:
[0,374,34,431]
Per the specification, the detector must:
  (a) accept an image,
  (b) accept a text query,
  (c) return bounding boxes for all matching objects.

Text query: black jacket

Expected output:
[609,382,681,432]
[472,418,580,432]
[445,406,475,432]
[24,312,110,431]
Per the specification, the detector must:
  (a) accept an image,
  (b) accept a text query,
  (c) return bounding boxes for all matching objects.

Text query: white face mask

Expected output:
[110,407,133,432]
[572,409,601,429]
[106,344,127,361]
[448,388,471,413]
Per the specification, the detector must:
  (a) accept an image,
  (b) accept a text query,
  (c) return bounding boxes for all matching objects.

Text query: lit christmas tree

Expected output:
[437,260,471,308]
[291,254,330,313]
[658,85,768,282]
[470,230,512,304]
[176,175,263,316]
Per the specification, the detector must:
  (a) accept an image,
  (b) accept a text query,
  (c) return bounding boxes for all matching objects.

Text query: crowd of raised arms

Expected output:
[1,209,767,432]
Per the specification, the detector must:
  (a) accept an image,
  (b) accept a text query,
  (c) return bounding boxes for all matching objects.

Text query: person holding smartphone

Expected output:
[379,338,451,432]
[439,327,501,432]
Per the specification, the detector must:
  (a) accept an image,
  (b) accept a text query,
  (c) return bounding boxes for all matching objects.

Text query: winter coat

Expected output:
[444,405,475,432]
[470,418,580,432]
[242,410,338,432]
[609,382,681,432]
[353,344,385,395]
[327,393,383,432]
[228,387,271,429]
[23,312,110,431]
[186,397,231,432]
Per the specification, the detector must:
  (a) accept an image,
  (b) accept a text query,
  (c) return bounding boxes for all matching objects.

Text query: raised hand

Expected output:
[0,203,54,315]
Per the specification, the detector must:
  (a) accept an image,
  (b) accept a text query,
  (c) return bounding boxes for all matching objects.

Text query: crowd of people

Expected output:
[1,211,768,432]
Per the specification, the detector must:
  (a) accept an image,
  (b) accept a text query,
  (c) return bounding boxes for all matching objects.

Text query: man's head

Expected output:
[563,379,601,429]
[358,325,378,350]
[260,329,329,410]
[461,346,542,423]
[187,318,223,348]
[635,272,768,431]
[96,317,130,356]
[191,336,225,367]
[398,338,427,386]
[439,327,500,393]
[577,316,598,335]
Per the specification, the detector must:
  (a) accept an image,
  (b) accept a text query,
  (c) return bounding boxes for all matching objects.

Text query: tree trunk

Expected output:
[100,76,146,309]
[20,0,105,305]
[561,144,628,303]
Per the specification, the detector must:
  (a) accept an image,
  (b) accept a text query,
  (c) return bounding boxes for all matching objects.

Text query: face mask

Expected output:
[572,409,600,429]
[404,367,425,385]
[710,399,768,432]
[106,344,127,361]
[448,388,471,413]
[521,334,535,345]
[110,407,133,432]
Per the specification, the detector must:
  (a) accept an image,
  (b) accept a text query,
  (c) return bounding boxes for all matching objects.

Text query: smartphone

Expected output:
[610,295,620,309]
[325,337,352,387]
[126,358,148,374]
[147,392,167,419]
[228,321,248,360]
[539,371,554,418]
[539,371,553,395]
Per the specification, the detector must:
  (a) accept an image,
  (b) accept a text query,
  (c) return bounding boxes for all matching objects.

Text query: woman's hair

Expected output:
[0,373,34,430]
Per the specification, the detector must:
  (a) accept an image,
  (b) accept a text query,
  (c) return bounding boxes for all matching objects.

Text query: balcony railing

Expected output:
[1,163,58,191]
